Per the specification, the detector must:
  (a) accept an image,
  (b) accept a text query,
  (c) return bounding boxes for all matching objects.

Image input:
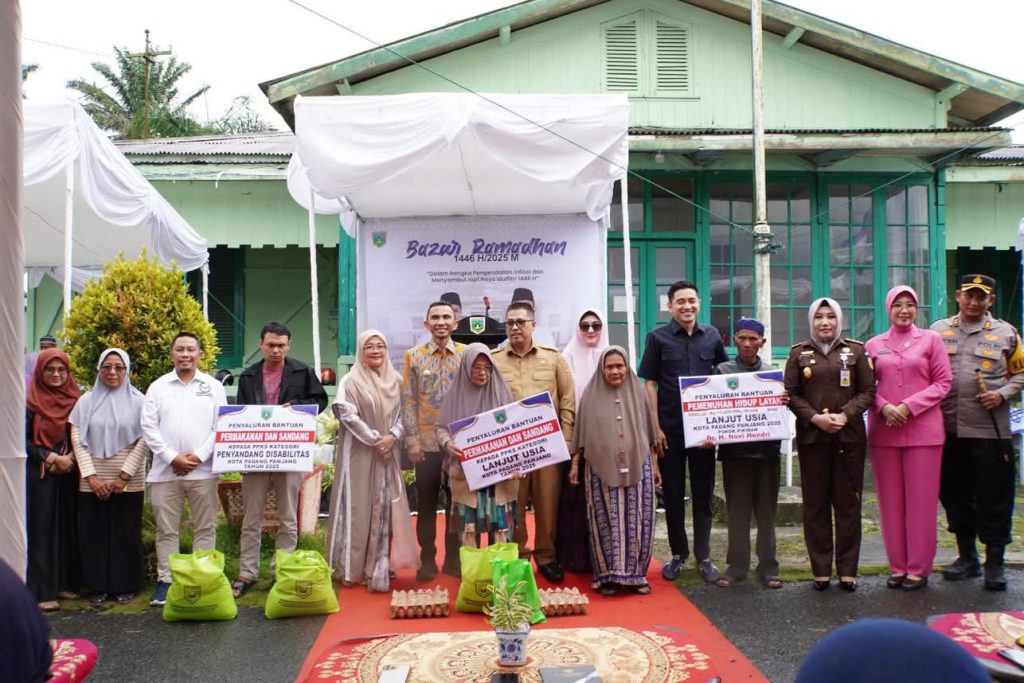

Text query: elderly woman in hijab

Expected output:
[568,346,660,596]
[556,309,609,572]
[25,348,82,611]
[785,298,875,592]
[436,344,518,547]
[328,330,418,592]
[69,348,149,607]
[866,286,952,591]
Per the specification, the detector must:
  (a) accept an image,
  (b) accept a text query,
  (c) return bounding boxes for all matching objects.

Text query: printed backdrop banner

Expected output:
[212,404,317,473]
[359,214,605,362]
[679,371,791,448]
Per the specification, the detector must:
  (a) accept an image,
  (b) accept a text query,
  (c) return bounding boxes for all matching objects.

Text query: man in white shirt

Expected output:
[141,332,227,606]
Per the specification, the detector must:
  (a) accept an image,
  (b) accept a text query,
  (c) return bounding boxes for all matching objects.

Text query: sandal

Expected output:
[89,593,108,608]
[231,579,256,598]
[632,583,652,595]
[57,591,80,600]
[714,576,736,587]
[115,593,136,604]
[762,576,783,589]
[597,583,618,596]
[39,601,61,612]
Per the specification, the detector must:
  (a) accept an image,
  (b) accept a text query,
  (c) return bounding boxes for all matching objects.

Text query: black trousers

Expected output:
[940,435,1015,547]
[78,491,145,594]
[661,437,716,561]
[414,450,461,570]
[798,440,865,578]
[722,457,780,580]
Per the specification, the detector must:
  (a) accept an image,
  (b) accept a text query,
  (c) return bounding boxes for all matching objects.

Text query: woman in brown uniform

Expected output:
[785,298,875,592]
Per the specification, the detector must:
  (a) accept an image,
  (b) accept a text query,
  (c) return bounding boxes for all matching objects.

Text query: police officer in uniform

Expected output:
[930,274,1024,591]
[785,297,875,591]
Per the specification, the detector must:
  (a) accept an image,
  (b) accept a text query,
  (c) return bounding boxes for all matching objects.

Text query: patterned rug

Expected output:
[304,626,713,682]
[929,611,1024,681]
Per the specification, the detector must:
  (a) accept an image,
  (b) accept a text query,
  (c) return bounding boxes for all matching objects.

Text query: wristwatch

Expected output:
[119,472,132,482]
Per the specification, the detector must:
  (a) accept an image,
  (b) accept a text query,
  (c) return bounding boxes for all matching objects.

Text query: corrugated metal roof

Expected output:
[978,146,1024,161]
[115,132,294,160]
[629,126,1005,136]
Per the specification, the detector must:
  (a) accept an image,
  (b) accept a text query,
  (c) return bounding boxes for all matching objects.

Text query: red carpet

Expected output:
[297,513,765,682]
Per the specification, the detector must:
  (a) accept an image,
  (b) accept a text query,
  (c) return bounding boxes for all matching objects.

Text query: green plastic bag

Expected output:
[265,549,340,619]
[455,542,519,613]
[163,549,238,622]
[491,558,545,625]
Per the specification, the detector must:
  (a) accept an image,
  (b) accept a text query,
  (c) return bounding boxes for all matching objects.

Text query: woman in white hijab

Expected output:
[328,330,418,592]
[784,299,875,593]
[557,308,609,573]
[70,348,150,606]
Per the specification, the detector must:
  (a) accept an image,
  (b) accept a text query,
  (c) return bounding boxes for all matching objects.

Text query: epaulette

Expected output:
[536,344,561,352]
[790,339,811,349]
[489,345,509,355]
[842,338,864,345]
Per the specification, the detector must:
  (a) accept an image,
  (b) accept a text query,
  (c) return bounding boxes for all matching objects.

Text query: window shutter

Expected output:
[604,19,640,92]
[654,20,690,93]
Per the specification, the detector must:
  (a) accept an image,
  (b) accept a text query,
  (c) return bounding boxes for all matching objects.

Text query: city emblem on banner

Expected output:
[261,407,273,420]
[494,409,508,425]
[727,377,740,391]
[372,231,387,247]
[470,316,486,334]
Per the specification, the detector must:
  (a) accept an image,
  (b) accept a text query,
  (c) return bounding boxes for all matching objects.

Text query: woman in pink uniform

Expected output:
[865,285,952,591]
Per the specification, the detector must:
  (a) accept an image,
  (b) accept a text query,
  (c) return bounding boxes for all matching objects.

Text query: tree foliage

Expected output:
[61,252,219,392]
[214,96,275,135]
[67,46,212,139]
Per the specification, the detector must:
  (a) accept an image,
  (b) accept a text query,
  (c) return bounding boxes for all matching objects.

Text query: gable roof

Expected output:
[261,0,1024,129]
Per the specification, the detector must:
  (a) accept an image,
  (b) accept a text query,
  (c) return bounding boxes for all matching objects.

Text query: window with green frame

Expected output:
[885,185,932,324]
[827,183,876,341]
[709,183,812,348]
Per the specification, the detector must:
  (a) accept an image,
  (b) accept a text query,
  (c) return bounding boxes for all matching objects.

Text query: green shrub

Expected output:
[61,251,218,391]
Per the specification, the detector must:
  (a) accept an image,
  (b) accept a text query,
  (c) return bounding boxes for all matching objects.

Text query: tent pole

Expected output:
[619,176,637,365]
[201,262,209,321]
[0,0,28,577]
[62,161,74,318]
[308,189,322,377]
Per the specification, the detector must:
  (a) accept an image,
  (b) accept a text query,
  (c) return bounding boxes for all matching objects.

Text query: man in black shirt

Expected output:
[638,280,728,583]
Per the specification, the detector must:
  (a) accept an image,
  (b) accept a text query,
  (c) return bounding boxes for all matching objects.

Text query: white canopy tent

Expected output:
[286,93,633,374]
[0,96,209,574]
[23,99,209,314]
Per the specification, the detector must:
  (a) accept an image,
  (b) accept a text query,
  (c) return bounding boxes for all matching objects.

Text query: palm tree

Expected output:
[67,46,211,139]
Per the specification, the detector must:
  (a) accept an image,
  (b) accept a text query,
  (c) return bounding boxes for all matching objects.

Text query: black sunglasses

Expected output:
[579,321,603,332]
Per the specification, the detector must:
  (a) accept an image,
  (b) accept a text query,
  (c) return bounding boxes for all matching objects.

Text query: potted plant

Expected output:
[485,575,534,667]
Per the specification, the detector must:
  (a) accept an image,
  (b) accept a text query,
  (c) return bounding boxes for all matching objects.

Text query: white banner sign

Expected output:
[679,371,791,448]
[360,214,605,365]
[213,404,317,473]
[449,392,570,492]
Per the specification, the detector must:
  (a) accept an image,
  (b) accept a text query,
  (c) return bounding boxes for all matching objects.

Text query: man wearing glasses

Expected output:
[401,301,466,581]
[491,301,576,583]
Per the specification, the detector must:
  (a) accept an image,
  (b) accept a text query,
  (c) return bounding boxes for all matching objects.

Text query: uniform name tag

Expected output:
[839,370,851,387]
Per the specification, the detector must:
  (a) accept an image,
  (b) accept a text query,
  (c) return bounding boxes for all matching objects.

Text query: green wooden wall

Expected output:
[353,0,940,130]
[946,182,1024,249]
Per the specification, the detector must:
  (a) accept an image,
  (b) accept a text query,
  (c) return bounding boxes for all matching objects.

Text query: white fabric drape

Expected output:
[23,99,208,272]
[287,93,630,230]
[0,0,28,577]
[26,266,100,294]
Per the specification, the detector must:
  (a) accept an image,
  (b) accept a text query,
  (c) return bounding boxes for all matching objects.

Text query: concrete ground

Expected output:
[46,477,1024,682]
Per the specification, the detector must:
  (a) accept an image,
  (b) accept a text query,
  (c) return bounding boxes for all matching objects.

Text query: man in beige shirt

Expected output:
[491,301,575,583]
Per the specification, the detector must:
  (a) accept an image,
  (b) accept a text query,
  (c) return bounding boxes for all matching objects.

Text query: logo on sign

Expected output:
[372,231,387,247]
[727,377,740,391]
[261,407,273,420]
[469,316,486,334]
[494,410,507,425]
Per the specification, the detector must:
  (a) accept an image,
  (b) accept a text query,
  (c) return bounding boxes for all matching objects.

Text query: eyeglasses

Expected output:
[579,322,603,332]
[891,302,918,311]
[43,366,68,375]
[470,365,493,374]
[505,319,533,329]
[363,344,387,352]
[100,364,126,374]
